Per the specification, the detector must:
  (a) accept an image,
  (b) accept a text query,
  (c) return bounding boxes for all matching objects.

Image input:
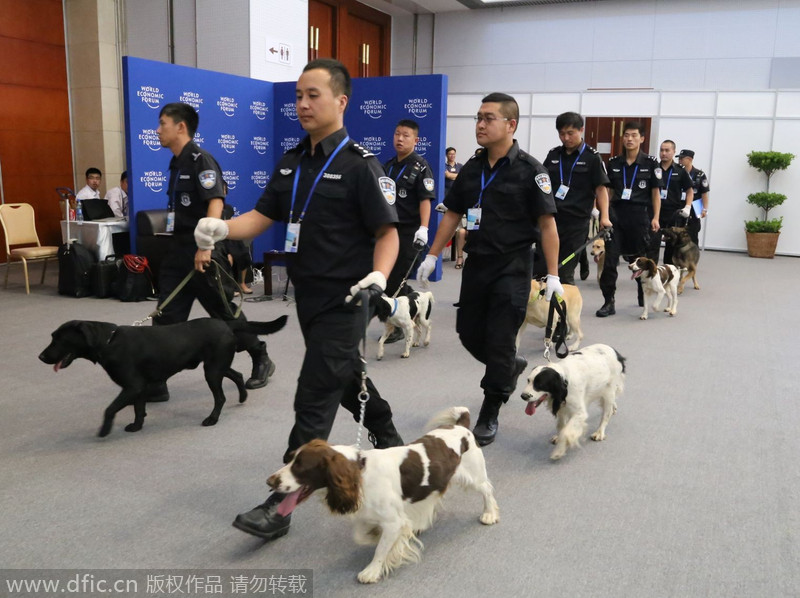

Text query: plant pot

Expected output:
[745,231,780,258]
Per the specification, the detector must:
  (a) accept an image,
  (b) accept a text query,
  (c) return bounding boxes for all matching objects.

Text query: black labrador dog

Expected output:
[39,316,287,437]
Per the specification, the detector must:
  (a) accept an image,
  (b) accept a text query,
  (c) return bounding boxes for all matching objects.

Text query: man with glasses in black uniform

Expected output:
[418,92,562,447]
[194,59,404,542]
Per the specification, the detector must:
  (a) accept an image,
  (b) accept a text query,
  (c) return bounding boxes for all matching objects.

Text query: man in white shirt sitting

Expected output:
[75,167,102,200]
[104,171,128,219]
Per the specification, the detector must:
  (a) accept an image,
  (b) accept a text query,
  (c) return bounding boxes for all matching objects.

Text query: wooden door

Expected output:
[585,117,652,163]
[308,0,336,61]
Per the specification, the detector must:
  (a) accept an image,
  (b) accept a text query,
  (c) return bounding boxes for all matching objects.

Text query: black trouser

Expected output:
[285,292,396,463]
[153,239,259,353]
[687,213,701,245]
[385,224,421,297]
[600,204,652,301]
[555,215,591,285]
[456,249,531,404]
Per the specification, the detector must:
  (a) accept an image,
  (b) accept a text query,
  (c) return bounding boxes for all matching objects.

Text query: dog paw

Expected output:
[423,340,430,347]
[480,512,499,525]
[401,353,410,359]
[239,390,248,404]
[639,315,648,320]
[550,435,558,445]
[590,431,605,441]
[550,448,566,461]
[124,423,143,433]
[98,424,112,438]
[202,415,219,427]
[376,355,383,361]
[357,567,382,584]
[412,341,420,348]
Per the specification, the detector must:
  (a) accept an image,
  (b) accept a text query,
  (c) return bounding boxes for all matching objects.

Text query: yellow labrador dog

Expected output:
[516,279,584,351]
[590,238,605,281]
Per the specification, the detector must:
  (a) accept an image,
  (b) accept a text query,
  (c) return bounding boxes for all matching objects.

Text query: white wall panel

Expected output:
[775,92,800,118]
[705,120,773,252]
[769,119,800,256]
[249,0,306,82]
[653,118,714,167]
[445,117,478,161]
[650,60,707,90]
[582,92,660,117]
[531,93,581,117]
[197,0,249,77]
[704,59,772,90]
[530,117,559,162]
[447,94,486,116]
[544,63,593,93]
[774,5,800,56]
[590,60,653,90]
[660,92,717,117]
[717,92,775,118]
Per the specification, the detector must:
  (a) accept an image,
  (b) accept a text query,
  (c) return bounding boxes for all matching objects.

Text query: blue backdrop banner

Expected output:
[123,57,447,279]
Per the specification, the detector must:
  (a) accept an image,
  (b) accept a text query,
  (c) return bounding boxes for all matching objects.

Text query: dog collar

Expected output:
[390,298,398,317]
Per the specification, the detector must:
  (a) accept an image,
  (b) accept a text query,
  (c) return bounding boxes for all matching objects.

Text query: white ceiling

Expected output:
[356,0,468,16]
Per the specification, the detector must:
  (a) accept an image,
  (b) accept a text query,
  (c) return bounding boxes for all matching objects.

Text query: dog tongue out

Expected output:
[525,401,536,416]
[53,361,62,373]
[276,489,303,517]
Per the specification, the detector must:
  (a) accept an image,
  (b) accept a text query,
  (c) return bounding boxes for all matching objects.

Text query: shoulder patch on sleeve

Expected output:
[350,142,375,158]
[423,177,435,192]
[535,172,552,194]
[378,176,396,205]
[199,170,217,189]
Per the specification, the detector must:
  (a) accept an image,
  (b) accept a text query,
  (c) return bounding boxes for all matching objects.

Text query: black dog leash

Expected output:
[558,226,613,267]
[538,289,569,361]
[391,239,428,298]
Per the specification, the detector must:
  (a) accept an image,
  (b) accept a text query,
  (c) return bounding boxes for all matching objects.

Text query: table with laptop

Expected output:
[60,199,130,261]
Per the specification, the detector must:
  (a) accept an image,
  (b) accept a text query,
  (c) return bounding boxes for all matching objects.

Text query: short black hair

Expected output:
[85,167,102,178]
[661,139,676,150]
[396,119,419,134]
[446,147,456,154]
[303,58,352,99]
[160,102,199,138]
[623,121,645,136]
[481,92,519,131]
[555,112,584,131]
[120,171,128,182]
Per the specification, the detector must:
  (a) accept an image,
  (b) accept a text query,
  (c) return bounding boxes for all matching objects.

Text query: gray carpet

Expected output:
[1,249,798,597]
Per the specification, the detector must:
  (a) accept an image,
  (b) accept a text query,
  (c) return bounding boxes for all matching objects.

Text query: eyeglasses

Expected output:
[474,115,509,124]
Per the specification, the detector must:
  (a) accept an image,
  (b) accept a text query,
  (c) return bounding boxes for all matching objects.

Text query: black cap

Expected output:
[678,149,695,159]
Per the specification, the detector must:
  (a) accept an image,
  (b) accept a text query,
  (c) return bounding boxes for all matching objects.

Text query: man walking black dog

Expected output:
[194,59,404,542]
[152,102,274,401]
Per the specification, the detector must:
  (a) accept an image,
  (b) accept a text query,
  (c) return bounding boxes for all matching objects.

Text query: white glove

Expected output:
[345,271,386,305]
[679,206,691,218]
[194,217,229,250]
[417,254,437,284]
[591,207,600,219]
[413,226,428,246]
[545,274,564,301]
[434,203,447,214]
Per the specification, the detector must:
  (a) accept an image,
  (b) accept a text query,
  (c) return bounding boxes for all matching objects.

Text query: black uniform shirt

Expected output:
[167,140,226,234]
[544,143,609,219]
[383,151,435,226]
[255,127,398,295]
[607,151,665,206]
[685,166,710,197]
[444,161,462,194]
[659,162,694,211]
[444,140,556,257]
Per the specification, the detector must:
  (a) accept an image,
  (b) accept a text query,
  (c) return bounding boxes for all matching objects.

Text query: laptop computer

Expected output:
[81,199,117,221]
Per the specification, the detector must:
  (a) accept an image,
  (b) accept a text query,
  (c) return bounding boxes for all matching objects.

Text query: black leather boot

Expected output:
[383,328,404,344]
[146,382,169,403]
[246,342,275,389]
[473,398,502,446]
[368,420,404,449]
[596,298,616,317]
[232,493,291,540]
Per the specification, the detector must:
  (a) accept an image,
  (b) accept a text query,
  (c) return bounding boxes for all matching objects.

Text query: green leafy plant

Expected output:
[745,151,794,233]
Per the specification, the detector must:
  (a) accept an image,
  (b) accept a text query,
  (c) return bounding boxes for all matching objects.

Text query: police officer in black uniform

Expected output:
[678,149,710,245]
[383,118,435,298]
[650,140,694,264]
[153,102,272,401]
[543,111,611,284]
[419,92,562,447]
[194,59,403,542]
[598,121,664,317]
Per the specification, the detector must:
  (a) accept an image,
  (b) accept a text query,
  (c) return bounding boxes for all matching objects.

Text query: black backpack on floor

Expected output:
[58,241,96,298]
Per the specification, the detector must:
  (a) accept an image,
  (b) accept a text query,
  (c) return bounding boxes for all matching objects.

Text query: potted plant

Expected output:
[744,151,794,258]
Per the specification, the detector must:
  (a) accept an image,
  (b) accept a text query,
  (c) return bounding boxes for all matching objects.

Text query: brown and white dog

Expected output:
[516,279,583,351]
[590,237,606,281]
[661,227,700,294]
[521,344,626,460]
[628,257,680,320]
[266,407,499,583]
[375,291,434,360]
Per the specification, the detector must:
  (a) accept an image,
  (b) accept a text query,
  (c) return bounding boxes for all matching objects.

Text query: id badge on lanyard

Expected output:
[660,189,667,201]
[166,211,175,232]
[467,207,482,230]
[285,222,301,253]
[555,184,569,200]
[621,188,632,200]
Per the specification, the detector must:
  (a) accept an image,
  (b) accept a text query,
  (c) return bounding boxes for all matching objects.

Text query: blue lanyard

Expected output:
[289,136,350,222]
[558,143,586,187]
[168,169,180,211]
[389,163,407,181]
[477,160,506,207]
[622,163,639,190]
[663,166,673,193]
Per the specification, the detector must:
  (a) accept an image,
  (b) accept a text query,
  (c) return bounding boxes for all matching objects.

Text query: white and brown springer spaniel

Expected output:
[266,406,500,583]
[628,257,680,320]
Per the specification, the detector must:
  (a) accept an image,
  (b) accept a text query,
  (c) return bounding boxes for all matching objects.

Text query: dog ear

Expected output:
[324,452,362,514]
[551,374,569,416]
[75,322,111,363]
